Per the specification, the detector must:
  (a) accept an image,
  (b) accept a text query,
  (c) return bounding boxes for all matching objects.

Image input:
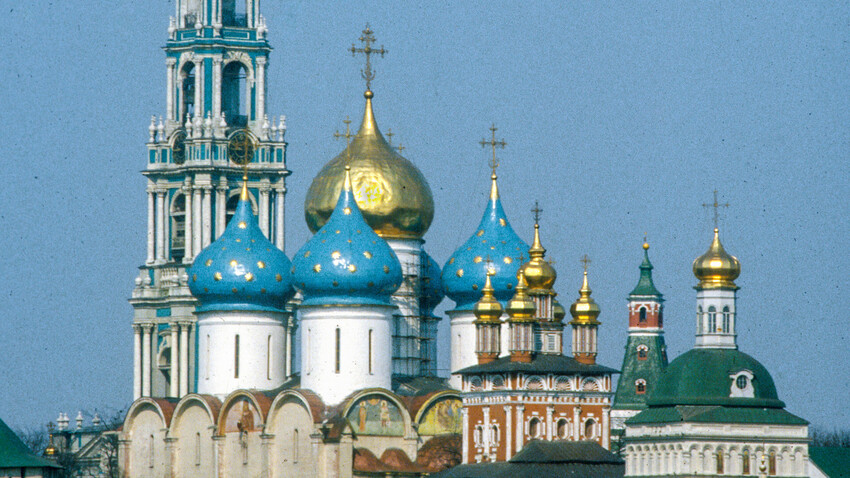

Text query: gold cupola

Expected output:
[519,221,557,292]
[304,90,435,240]
[506,271,537,321]
[569,270,601,325]
[693,227,740,289]
[474,272,504,324]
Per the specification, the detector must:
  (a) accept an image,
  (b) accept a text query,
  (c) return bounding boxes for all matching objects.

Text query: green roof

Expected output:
[648,348,784,408]
[629,248,662,298]
[810,447,850,478]
[612,335,668,410]
[0,417,60,469]
[626,405,807,426]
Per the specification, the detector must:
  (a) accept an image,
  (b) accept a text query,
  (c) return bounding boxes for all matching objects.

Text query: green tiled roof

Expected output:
[629,248,662,298]
[0,417,60,469]
[648,348,784,408]
[626,405,807,426]
[613,335,668,410]
[810,447,850,478]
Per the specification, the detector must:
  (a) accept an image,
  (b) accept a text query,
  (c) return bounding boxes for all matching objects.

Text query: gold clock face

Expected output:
[227,130,255,165]
[171,131,187,164]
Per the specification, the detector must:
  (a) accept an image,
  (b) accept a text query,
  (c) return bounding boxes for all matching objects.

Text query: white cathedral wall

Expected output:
[170,400,215,477]
[124,405,169,478]
[196,310,287,397]
[448,309,477,389]
[222,430,265,478]
[299,305,394,405]
[267,395,316,478]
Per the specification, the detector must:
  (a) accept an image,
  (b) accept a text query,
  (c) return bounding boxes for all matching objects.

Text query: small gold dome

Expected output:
[519,223,556,291]
[552,299,566,323]
[506,271,537,322]
[304,92,434,239]
[693,228,740,289]
[473,272,503,324]
[569,270,600,325]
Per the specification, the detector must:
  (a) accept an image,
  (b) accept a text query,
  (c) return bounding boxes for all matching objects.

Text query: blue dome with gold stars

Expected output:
[442,176,529,310]
[189,181,294,312]
[420,250,444,315]
[292,167,402,306]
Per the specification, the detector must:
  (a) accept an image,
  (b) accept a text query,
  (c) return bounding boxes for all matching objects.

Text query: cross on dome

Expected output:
[580,254,592,273]
[350,24,387,93]
[702,189,730,229]
[531,200,543,226]
[480,123,507,178]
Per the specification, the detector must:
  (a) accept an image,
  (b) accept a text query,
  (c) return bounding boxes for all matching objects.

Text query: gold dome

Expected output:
[519,223,557,291]
[552,299,566,323]
[304,92,434,239]
[693,227,740,289]
[569,270,600,325]
[506,271,537,322]
[474,271,503,324]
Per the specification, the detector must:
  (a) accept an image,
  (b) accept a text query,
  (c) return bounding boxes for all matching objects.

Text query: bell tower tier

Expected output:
[130,0,291,401]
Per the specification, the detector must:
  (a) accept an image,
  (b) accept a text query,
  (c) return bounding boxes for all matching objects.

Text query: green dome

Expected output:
[648,349,784,408]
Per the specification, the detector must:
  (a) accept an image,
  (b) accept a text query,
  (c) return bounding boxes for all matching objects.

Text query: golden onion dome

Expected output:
[506,271,537,322]
[304,91,434,239]
[519,223,557,291]
[693,227,740,289]
[552,299,566,323]
[473,271,503,324]
[569,270,601,325]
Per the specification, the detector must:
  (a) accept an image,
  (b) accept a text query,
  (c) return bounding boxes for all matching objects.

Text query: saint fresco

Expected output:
[418,398,462,435]
[346,396,404,436]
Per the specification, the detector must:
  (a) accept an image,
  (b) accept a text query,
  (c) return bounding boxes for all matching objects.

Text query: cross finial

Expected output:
[396,142,405,152]
[334,116,354,147]
[702,189,730,229]
[531,200,543,225]
[480,123,506,177]
[580,254,591,273]
[515,252,527,264]
[350,24,387,93]
[386,128,394,146]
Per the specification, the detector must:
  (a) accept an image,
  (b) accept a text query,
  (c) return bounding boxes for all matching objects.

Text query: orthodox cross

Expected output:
[396,143,406,152]
[484,255,495,276]
[350,24,387,92]
[702,189,730,229]
[333,116,353,146]
[386,128,394,146]
[480,124,506,176]
[531,200,543,225]
[580,254,591,273]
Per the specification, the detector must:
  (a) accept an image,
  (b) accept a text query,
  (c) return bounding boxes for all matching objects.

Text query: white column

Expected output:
[212,57,222,119]
[146,186,156,264]
[162,190,171,262]
[193,60,203,118]
[259,184,270,237]
[602,407,611,449]
[216,179,228,238]
[255,57,266,121]
[202,186,212,247]
[546,405,554,441]
[156,190,166,263]
[180,322,190,396]
[573,406,581,441]
[193,187,202,254]
[133,325,142,400]
[461,407,469,464]
[183,181,194,262]
[275,186,285,251]
[504,406,512,460]
[170,324,179,397]
[166,58,176,122]
[142,325,152,396]
[515,405,525,452]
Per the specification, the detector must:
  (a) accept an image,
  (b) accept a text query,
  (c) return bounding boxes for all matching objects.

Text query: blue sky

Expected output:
[0,1,847,431]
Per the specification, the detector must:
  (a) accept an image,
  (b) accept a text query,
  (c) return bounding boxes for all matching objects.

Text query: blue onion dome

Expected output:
[292,166,403,306]
[442,174,530,310]
[189,179,294,312]
[419,250,444,315]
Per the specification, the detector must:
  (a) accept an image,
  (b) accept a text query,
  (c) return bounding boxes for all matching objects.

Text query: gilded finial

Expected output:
[396,142,405,152]
[481,124,506,200]
[343,164,353,192]
[531,201,543,226]
[643,232,649,250]
[350,24,387,94]
[580,254,591,274]
[386,128,394,146]
[702,189,730,230]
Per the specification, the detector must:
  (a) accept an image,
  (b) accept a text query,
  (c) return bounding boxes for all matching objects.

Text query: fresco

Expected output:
[223,399,261,433]
[418,398,462,435]
[346,396,404,436]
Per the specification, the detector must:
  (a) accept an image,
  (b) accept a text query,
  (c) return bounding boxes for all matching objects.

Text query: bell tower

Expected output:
[129,0,292,400]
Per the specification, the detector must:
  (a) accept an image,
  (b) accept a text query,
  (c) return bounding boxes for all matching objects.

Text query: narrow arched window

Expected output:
[194,432,201,466]
[222,62,248,127]
[639,307,647,323]
[267,335,272,380]
[528,417,541,438]
[180,62,195,120]
[658,309,664,327]
[149,434,155,468]
[584,419,596,439]
[234,335,240,378]
[170,193,187,262]
[697,306,704,334]
[335,327,341,373]
[556,419,567,438]
[368,329,373,374]
[637,345,648,360]
[722,306,731,333]
[293,429,299,462]
[708,306,717,333]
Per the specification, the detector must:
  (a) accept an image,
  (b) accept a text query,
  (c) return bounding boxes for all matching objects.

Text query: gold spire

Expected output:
[519,202,557,291]
[693,227,740,289]
[506,271,536,321]
[343,165,353,192]
[570,257,601,325]
[474,265,503,323]
[240,174,249,201]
